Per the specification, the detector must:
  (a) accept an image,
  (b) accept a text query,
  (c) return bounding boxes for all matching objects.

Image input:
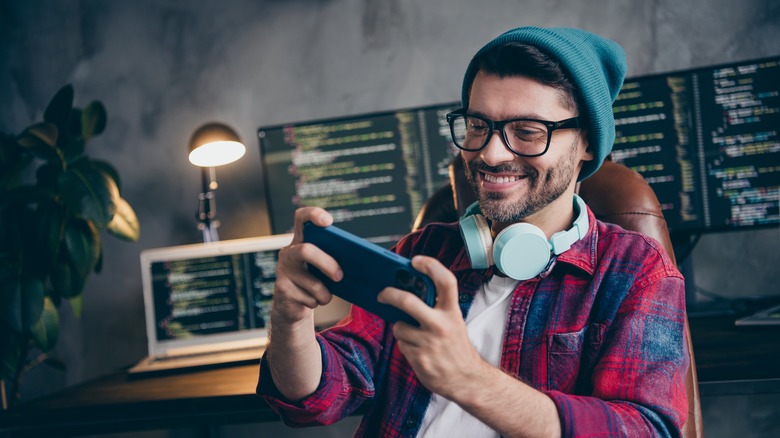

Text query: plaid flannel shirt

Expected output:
[257,206,689,437]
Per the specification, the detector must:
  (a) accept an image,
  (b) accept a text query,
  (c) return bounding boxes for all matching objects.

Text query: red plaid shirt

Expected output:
[258,206,689,437]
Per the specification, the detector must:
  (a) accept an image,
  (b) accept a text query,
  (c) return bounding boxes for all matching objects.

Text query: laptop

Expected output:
[129,234,294,375]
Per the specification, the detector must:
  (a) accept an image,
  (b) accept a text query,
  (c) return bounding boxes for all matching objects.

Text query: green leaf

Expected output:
[43,356,67,371]
[68,108,83,139]
[0,185,55,208]
[107,196,140,242]
[94,245,103,274]
[58,163,117,228]
[16,122,62,166]
[68,296,83,318]
[81,101,107,141]
[50,257,74,300]
[43,85,74,133]
[0,274,23,332]
[17,122,58,147]
[64,219,100,280]
[36,162,64,188]
[61,129,85,162]
[21,277,45,331]
[31,297,59,352]
[36,200,66,271]
[0,150,32,191]
[91,160,121,192]
[0,331,24,380]
[0,275,43,333]
[50,220,100,299]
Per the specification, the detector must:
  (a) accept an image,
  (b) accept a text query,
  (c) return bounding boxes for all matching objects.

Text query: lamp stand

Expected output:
[197,167,220,242]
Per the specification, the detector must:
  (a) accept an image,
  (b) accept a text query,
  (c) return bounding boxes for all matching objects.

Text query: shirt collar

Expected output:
[554,205,597,277]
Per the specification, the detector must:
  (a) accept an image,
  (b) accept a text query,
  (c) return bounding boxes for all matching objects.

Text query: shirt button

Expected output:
[406,417,418,427]
[459,293,469,303]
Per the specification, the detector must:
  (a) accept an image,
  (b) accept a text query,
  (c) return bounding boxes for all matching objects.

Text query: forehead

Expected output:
[468,71,573,120]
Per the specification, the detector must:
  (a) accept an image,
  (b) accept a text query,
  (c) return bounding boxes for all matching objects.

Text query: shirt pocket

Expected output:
[547,323,605,392]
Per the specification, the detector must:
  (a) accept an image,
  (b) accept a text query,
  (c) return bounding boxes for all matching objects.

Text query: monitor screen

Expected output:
[259,56,779,240]
[612,56,780,233]
[150,249,279,341]
[259,103,460,247]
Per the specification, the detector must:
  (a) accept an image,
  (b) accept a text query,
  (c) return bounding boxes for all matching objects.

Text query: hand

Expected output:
[378,256,486,400]
[270,207,343,326]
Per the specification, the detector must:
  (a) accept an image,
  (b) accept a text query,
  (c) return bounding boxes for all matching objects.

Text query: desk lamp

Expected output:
[188,122,246,242]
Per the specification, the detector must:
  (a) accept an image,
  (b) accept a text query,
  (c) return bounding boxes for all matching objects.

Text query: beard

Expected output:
[464,143,578,223]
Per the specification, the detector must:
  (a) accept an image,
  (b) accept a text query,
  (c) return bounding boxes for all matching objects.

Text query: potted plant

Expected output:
[0,85,140,407]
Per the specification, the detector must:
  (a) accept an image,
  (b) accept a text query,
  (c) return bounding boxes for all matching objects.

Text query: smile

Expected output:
[481,172,523,184]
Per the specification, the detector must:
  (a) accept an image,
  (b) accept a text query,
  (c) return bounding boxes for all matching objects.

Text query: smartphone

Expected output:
[303,222,436,324]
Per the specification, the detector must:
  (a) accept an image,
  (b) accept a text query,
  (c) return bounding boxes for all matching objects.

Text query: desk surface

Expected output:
[688,315,780,383]
[2,315,779,437]
[0,363,275,437]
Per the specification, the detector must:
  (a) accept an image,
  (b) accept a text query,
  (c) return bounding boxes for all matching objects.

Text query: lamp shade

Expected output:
[188,122,246,167]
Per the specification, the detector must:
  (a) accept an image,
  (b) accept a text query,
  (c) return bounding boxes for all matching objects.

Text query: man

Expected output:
[258,26,688,437]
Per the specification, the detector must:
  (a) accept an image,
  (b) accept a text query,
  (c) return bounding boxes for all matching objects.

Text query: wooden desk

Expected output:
[0,363,275,437]
[688,315,780,398]
[2,315,779,437]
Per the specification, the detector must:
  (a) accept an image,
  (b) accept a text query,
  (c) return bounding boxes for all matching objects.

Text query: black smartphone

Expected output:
[303,222,436,324]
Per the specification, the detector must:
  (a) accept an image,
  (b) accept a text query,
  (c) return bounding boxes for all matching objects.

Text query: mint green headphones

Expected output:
[459,194,588,280]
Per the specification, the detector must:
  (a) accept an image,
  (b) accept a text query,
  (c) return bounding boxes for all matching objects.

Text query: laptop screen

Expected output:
[151,250,277,340]
[140,235,293,356]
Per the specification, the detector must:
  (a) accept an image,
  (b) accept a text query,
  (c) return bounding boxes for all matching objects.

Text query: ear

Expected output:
[579,130,594,162]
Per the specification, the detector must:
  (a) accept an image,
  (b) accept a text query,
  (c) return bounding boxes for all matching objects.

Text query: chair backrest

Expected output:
[413,156,703,438]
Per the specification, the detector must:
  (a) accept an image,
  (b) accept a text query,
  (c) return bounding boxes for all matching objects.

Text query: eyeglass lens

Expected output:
[449,115,550,155]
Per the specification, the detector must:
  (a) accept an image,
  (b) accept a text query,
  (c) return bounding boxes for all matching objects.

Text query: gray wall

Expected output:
[2,0,779,436]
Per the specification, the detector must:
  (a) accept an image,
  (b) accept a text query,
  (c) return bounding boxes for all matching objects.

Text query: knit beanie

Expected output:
[461,27,627,181]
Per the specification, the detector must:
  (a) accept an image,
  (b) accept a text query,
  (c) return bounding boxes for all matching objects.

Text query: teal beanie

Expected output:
[461,27,627,181]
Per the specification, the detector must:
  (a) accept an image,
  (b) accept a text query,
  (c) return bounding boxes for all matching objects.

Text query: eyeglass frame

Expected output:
[445,108,581,157]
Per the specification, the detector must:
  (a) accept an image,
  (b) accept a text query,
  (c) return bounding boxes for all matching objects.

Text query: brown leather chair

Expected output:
[414,156,703,438]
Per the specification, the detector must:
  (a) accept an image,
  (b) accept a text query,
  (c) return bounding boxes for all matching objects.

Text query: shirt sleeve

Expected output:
[545,273,689,437]
[256,306,389,426]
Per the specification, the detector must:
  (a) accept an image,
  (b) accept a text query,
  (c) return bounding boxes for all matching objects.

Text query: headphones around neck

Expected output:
[459,194,588,281]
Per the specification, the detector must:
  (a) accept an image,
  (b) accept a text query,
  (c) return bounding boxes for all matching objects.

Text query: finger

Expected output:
[411,256,459,311]
[392,320,425,347]
[292,207,333,243]
[377,287,435,326]
[296,241,343,282]
[274,274,323,309]
[278,243,342,301]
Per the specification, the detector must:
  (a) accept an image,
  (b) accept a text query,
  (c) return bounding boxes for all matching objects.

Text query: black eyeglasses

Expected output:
[446,109,580,157]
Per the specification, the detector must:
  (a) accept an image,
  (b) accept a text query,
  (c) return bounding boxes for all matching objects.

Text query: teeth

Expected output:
[483,173,519,184]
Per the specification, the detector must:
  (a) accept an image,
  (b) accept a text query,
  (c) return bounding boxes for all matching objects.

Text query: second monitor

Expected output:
[259,103,460,247]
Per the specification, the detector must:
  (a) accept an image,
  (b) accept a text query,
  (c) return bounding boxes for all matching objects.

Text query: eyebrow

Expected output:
[466,109,551,121]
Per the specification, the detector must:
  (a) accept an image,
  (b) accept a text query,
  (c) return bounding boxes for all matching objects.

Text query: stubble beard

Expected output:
[464,144,578,223]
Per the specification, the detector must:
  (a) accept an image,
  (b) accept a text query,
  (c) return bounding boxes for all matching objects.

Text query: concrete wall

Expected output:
[2,0,779,436]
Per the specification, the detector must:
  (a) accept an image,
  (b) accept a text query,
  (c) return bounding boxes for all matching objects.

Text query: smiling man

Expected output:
[258,27,689,437]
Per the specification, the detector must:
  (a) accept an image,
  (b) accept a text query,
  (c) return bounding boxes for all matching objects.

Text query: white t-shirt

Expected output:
[416,275,518,437]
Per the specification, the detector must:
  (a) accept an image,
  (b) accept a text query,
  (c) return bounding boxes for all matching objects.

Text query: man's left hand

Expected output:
[377,256,487,400]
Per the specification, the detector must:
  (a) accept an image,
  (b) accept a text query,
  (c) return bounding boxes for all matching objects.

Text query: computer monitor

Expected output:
[611,56,780,234]
[258,103,460,247]
[259,56,779,245]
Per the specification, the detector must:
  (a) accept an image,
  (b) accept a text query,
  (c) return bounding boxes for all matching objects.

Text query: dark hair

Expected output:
[466,42,580,113]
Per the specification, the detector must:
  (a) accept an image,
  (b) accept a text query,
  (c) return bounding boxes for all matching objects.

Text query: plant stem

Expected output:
[1,379,7,410]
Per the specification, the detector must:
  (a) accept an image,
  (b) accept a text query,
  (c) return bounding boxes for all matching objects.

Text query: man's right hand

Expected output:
[266,207,342,401]
[270,207,343,326]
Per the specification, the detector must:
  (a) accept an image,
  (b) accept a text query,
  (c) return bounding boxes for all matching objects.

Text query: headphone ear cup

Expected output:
[493,223,551,281]
[459,213,494,269]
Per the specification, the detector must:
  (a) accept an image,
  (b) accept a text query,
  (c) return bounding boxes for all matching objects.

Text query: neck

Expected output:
[490,187,579,240]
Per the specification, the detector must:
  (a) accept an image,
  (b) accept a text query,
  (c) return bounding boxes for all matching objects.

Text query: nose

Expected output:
[479,129,516,166]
